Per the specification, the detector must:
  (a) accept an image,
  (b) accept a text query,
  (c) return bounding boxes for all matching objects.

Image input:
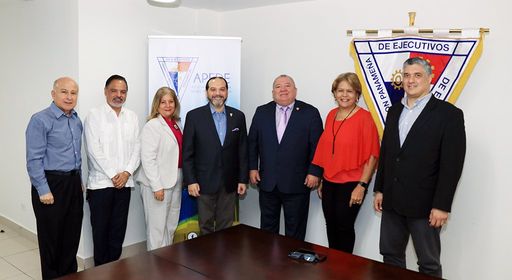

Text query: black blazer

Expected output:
[374,96,466,218]
[248,100,323,194]
[182,104,249,194]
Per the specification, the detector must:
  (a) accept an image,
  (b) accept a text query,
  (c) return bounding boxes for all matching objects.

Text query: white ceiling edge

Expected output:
[0,0,315,11]
[177,0,316,12]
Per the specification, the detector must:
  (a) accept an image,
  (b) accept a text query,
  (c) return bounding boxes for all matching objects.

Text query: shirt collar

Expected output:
[276,101,295,111]
[104,103,125,115]
[401,93,432,109]
[161,114,175,125]
[50,102,77,119]
[209,103,226,115]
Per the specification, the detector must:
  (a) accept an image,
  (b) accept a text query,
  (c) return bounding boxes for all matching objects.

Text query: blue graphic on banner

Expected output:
[170,72,179,95]
[178,187,197,221]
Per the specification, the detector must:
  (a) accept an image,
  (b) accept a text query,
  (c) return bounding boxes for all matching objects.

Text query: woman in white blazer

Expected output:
[136,87,183,250]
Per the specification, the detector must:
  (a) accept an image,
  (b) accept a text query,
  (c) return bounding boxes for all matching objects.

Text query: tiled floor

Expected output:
[0,223,40,280]
[0,222,86,280]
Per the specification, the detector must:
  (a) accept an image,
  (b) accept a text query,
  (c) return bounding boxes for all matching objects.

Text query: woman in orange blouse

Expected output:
[312,72,380,253]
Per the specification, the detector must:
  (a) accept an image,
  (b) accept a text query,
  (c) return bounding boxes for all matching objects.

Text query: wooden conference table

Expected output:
[60,224,438,280]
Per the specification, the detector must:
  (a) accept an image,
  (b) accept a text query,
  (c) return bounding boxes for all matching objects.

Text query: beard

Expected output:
[108,97,125,108]
[209,96,226,109]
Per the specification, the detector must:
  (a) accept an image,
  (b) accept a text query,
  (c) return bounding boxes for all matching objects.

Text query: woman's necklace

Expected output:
[331,104,357,156]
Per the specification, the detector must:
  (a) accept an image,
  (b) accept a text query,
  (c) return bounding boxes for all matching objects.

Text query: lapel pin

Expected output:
[296,107,300,111]
[230,113,233,117]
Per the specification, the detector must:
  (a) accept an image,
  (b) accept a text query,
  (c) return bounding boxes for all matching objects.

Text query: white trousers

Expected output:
[140,171,182,251]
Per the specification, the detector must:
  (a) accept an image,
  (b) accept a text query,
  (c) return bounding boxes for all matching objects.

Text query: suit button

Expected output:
[393,177,398,182]
[396,158,400,162]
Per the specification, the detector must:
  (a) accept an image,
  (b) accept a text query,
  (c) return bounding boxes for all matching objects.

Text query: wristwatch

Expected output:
[358,181,369,189]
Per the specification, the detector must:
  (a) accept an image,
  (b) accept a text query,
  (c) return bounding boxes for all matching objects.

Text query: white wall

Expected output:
[0,0,221,260]
[76,0,221,258]
[224,0,512,279]
[0,0,79,233]
[2,0,511,278]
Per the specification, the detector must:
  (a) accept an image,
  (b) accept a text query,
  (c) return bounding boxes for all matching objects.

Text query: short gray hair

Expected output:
[403,57,432,76]
[272,74,296,89]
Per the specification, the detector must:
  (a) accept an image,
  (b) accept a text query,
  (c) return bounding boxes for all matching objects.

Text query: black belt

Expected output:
[45,170,80,176]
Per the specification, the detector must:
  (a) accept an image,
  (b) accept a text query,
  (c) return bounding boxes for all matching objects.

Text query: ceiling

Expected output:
[173,0,314,11]
[0,1,315,11]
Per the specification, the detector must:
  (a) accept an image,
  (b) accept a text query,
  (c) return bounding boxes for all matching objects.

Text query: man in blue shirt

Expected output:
[373,58,466,277]
[183,76,248,235]
[26,77,83,280]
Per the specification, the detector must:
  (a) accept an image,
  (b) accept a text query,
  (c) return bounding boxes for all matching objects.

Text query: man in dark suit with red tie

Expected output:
[373,57,466,278]
[183,76,248,235]
[248,74,323,241]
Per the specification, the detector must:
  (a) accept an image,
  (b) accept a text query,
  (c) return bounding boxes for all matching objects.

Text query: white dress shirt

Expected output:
[84,104,141,190]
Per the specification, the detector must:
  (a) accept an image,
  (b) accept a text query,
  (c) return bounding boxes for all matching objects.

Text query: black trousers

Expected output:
[88,187,131,266]
[259,188,310,241]
[197,186,236,235]
[380,209,442,278]
[321,180,364,253]
[31,173,83,280]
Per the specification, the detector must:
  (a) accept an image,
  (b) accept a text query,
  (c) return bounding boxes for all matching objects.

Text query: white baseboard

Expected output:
[0,215,38,244]
[0,215,147,270]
